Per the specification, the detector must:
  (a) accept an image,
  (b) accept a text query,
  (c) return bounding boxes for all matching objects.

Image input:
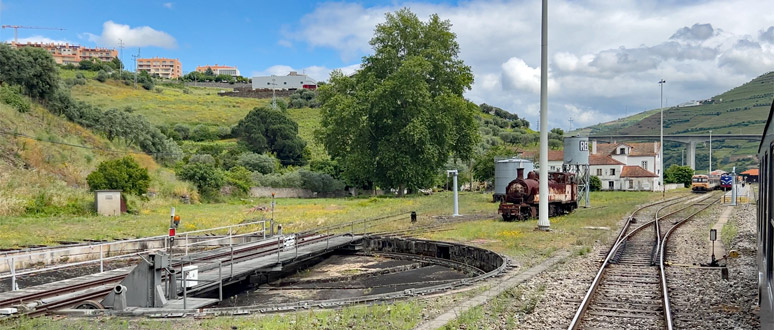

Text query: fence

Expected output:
[1,221,267,291]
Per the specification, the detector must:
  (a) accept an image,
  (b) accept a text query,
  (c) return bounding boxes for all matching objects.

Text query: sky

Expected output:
[1,0,774,131]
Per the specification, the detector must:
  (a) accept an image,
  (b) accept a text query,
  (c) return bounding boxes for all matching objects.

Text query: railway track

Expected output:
[568,193,718,329]
[1,211,490,318]
[0,232,336,317]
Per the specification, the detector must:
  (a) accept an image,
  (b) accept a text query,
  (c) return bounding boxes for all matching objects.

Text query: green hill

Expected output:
[69,77,327,160]
[576,71,774,172]
[0,100,196,218]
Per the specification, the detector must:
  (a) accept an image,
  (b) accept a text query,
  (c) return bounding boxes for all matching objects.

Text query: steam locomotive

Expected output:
[498,170,578,221]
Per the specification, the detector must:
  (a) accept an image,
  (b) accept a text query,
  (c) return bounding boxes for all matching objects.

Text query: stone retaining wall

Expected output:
[184,82,251,89]
[360,237,505,273]
[249,187,350,198]
[219,87,295,99]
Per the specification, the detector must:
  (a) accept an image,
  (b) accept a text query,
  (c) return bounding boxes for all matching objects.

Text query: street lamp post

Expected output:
[659,79,666,196]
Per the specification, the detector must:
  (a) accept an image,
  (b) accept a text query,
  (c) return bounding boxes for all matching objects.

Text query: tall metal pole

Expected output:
[709,130,712,173]
[537,0,550,231]
[659,79,666,196]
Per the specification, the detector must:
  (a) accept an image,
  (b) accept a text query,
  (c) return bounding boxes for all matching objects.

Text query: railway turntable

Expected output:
[0,233,360,316]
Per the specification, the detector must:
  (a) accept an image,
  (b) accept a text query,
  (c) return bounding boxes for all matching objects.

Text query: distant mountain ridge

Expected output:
[573,71,774,171]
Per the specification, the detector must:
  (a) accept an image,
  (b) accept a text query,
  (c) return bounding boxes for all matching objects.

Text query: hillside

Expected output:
[69,77,327,160]
[576,71,774,171]
[0,100,195,218]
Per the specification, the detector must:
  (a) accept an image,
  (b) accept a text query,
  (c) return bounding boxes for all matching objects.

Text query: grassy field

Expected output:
[70,79,267,126]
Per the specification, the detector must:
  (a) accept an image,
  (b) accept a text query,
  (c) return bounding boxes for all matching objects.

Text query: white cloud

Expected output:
[288,0,774,130]
[8,35,71,44]
[501,58,559,94]
[163,2,173,9]
[251,63,361,82]
[86,21,177,49]
[277,39,292,48]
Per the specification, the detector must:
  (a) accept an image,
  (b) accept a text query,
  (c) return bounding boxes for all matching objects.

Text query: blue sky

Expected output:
[2,0,773,130]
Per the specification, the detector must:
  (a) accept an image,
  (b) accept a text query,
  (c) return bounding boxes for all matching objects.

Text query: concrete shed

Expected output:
[95,190,124,216]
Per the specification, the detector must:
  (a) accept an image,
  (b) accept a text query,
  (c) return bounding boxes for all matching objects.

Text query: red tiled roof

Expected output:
[741,169,759,176]
[593,142,659,156]
[620,165,658,178]
[520,150,564,161]
[589,155,625,165]
[628,142,659,156]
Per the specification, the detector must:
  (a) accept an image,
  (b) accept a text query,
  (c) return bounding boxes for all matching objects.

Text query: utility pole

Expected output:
[118,39,124,73]
[709,130,712,173]
[271,77,277,109]
[537,0,549,231]
[659,79,666,197]
[132,48,141,88]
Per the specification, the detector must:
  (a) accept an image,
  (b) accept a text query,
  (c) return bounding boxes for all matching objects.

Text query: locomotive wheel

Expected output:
[502,214,513,221]
[74,300,104,310]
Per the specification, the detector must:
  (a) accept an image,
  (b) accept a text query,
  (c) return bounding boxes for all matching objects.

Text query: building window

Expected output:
[610,168,616,176]
[619,148,625,154]
[642,161,648,169]
[608,181,614,189]
[596,169,602,176]
[628,179,634,189]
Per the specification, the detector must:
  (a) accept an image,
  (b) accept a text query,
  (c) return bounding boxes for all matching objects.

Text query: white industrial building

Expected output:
[251,71,317,90]
[527,140,662,191]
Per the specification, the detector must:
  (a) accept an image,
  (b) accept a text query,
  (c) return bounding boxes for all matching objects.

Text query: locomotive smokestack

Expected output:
[518,168,524,179]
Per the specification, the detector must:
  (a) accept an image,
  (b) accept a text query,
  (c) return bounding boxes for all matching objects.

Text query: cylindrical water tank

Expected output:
[563,136,589,165]
[494,158,534,201]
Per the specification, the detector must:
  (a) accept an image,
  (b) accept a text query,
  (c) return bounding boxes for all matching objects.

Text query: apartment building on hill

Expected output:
[196,64,240,77]
[136,57,182,79]
[11,42,117,65]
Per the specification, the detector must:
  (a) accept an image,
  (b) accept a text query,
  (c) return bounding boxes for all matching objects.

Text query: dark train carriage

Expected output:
[758,97,774,329]
[498,171,578,221]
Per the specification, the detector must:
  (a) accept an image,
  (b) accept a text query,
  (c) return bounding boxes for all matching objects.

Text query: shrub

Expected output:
[225,166,253,194]
[173,123,191,140]
[237,152,277,174]
[0,85,31,113]
[177,162,224,195]
[190,124,217,142]
[96,70,108,82]
[86,156,151,195]
[189,154,216,165]
[252,170,344,193]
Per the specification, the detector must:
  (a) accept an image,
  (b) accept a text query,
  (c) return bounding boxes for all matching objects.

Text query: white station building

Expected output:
[527,140,662,191]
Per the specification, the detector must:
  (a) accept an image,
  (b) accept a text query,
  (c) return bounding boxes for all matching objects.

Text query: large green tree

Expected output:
[317,9,478,191]
[665,164,694,187]
[0,44,59,100]
[232,107,307,166]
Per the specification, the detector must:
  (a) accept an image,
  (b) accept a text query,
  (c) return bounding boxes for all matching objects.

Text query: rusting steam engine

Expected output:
[498,170,578,221]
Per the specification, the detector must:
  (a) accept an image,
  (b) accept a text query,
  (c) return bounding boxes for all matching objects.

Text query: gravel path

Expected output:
[667,202,759,329]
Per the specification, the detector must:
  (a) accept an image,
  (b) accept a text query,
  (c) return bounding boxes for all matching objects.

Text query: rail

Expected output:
[658,196,720,329]
[567,194,694,330]
[1,220,267,291]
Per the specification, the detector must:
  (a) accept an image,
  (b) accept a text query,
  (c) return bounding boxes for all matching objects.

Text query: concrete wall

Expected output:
[249,187,349,198]
[183,82,251,89]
